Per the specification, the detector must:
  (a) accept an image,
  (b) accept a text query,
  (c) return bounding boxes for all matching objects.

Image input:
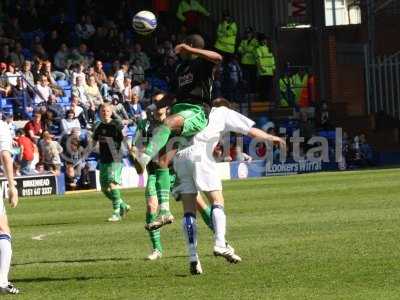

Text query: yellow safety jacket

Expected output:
[176,0,210,21]
[238,38,258,65]
[214,21,237,54]
[254,44,275,76]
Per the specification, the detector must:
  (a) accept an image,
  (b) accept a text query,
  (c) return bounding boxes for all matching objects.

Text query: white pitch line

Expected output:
[32,231,62,241]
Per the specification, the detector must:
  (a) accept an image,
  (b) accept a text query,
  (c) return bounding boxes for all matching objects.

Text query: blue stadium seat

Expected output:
[57,80,70,88]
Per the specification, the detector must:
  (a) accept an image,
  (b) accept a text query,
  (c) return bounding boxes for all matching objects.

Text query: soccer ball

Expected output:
[132,11,157,35]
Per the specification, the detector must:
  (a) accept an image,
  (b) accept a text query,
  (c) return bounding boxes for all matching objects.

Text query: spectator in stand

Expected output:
[132,59,145,84]
[61,109,81,137]
[34,75,52,105]
[42,110,60,136]
[86,74,103,109]
[0,45,11,63]
[72,75,95,123]
[63,135,84,190]
[232,145,252,162]
[71,63,86,85]
[100,75,116,101]
[11,77,31,119]
[125,91,146,122]
[129,43,150,72]
[13,161,21,177]
[0,63,11,96]
[21,60,35,87]
[75,15,95,43]
[43,29,62,57]
[33,162,46,174]
[24,111,43,143]
[93,60,107,86]
[39,130,63,175]
[9,42,24,68]
[54,44,70,74]
[52,12,72,42]
[78,43,94,67]
[47,94,64,124]
[221,55,243,103]
[69,95,86,127]
[132,80,149,104]
[110,94,131,125]
[16,128,36,175]
[122,77,133,103]
[41,60,66,82]
[359,134,374,166]
[114,62,129,93]
[158,55,177,85]
[5,62,19,87]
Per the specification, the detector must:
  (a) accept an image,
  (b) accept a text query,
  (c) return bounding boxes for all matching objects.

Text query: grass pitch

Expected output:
[6,168,400,299]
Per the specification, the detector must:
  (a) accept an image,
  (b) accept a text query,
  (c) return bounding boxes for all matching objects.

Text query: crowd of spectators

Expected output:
[0,0,373,189]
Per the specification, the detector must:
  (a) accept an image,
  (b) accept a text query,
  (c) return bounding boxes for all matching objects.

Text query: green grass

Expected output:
[5,168,400,299]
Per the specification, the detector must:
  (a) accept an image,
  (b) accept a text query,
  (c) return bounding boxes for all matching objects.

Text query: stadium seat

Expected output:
[57,80,70,88]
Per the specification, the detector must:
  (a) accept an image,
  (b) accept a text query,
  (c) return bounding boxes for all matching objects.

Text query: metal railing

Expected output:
[0,74,46,118]
[364,46,400,118]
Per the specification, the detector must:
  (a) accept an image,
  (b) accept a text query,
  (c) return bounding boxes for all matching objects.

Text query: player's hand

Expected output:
[8,186,18,208]
[274,137,286,149]
[175,43,191,54]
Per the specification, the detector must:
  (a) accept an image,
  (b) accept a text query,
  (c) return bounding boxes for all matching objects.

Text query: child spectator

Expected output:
[15,129,36,175]
[39,131,63,174]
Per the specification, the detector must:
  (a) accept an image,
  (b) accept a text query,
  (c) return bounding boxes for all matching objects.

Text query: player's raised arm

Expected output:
[1,150,18,208]
[175,44,222,64]
[248,127,286,149]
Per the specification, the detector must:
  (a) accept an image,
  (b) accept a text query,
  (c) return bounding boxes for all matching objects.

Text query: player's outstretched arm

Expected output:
[175,44,222,64]
[248,128,286,149]
[1,150,18,208]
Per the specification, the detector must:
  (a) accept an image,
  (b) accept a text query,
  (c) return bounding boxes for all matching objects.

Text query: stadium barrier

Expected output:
[0,173,65,198]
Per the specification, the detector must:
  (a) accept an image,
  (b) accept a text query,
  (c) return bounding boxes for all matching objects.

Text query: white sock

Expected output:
[0,234,12,287]
[212,205,226,248]
[182,213,198,262]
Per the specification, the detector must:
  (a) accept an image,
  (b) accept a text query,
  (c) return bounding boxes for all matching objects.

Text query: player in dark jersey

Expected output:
[92,103,130,222]
[133,34,222,174]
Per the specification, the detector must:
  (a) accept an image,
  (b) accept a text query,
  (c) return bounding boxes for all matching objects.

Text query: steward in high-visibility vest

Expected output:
[238,27,258,66]
[176,0,210,30]
[254,34,275,101]
[291,70,308,107]
[254,36,275,77]
[214,11,237,54]
[238,27,258,92]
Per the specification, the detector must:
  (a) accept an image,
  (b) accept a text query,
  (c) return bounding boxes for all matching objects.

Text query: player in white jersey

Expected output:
[0,120,19,294]
[173,99,286,274]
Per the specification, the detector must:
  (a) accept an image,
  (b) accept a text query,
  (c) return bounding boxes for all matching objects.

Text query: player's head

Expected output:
[185,34,205,49]
[99,103,113,122]
[212,97,232,109]
[152,92,168,122]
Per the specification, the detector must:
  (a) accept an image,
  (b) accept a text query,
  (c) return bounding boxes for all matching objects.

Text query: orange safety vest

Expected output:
[299,75,315,108]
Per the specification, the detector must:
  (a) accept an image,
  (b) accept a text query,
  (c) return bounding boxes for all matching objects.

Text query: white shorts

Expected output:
[173,146,222,195]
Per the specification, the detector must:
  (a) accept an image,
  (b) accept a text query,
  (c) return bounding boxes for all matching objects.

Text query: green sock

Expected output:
[199,205,214,231]
[146,212,162,252]
[120,200,128,210]
[155,169,171,215]
[110,189,122,215]
[145,125,171,158]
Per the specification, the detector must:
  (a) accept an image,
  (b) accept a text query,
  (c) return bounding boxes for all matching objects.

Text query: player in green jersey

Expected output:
[92,103,130,222]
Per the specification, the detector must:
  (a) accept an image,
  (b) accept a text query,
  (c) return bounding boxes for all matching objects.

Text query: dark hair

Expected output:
[66,109,74,117]
[185,34,205,49]
[212,97,232,109]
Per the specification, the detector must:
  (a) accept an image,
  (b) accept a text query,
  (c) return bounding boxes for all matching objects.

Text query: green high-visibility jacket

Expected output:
[238,38,258,65]
[254,44,275,76]
[291,73,308,103]
[176,0,210,22]
[214,21,237,54]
